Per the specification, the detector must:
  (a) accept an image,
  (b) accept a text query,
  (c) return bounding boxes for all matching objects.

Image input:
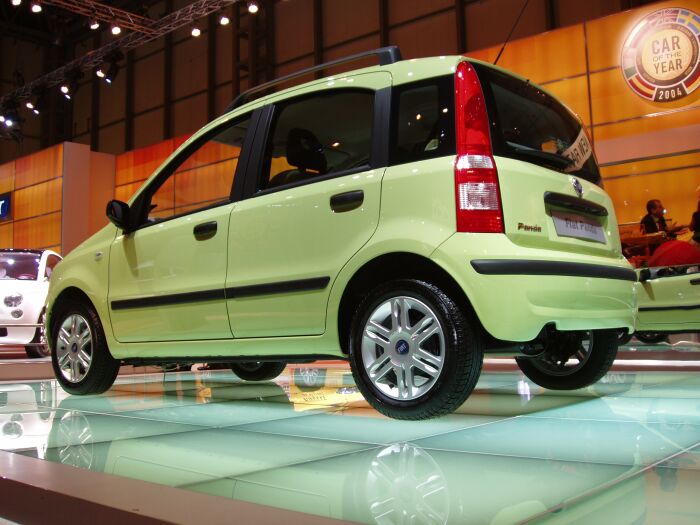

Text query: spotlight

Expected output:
[104,61,119,84]
[247,1,259,14]
[191,25,201,37]
[11,0,21,7]
[30,0,41,13]
[219,14,230,26]
[60,71,82,100]
[95,67,105,79]
[89,19,100,30]
[0,116,4,123]
[2,107,19,128]
[111,23,121,35]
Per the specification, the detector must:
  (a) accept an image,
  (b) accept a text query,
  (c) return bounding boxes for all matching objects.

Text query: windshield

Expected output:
[472,62,601,186]
[0,253,40,280]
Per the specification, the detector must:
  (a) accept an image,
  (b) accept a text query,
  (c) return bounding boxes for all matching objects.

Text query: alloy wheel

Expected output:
[55,314,93,383]
[361,296,445,401]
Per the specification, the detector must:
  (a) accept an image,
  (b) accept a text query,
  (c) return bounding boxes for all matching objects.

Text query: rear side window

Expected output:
[260,90,374,190]
[472,63,601,185]
[390,77,455,165]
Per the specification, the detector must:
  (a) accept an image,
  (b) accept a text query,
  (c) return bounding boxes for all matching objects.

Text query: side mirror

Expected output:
[106,200,133,232]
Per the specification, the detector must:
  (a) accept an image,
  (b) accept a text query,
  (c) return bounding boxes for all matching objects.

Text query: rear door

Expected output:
[472,62,622,259]
[226,72,391,338]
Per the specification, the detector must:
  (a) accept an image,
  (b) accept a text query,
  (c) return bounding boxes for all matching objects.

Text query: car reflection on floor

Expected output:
[2,365,700,524]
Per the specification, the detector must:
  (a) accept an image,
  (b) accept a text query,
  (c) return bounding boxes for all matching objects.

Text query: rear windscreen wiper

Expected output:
[508,143,574,170]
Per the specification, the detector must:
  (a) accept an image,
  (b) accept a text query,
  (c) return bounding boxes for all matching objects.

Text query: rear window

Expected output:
[472,62,601,185]
[390,77,455,165]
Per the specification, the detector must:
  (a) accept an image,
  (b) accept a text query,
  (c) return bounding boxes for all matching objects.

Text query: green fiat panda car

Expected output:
[46,47,637,419]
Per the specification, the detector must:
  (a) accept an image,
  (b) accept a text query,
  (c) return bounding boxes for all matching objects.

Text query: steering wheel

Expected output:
[17,274,36,280]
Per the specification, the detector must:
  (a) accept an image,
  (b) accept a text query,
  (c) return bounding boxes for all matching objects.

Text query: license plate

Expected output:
[551,211,606,244]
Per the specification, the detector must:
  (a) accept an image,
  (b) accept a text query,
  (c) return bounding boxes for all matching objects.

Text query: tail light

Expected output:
[454,61,503,233]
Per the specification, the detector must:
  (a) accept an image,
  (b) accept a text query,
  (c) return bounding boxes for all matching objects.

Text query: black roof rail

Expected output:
[224,46,402,113]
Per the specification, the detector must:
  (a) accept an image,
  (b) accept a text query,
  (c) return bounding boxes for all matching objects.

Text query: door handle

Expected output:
[330,190,364,213]
[193,221,217,240]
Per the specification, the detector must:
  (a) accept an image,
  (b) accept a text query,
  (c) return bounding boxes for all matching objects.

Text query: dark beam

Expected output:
[264,0,275,82]
[89,32,100,151]
[545,0,557,30]
[207,14,217,120]
[163,0,173,138]
[455,0,466,53]
[313,0,323,78]
[232,4,240,97]
[125,50,134,150]
[378,0,389,47]
[248,12,258,87]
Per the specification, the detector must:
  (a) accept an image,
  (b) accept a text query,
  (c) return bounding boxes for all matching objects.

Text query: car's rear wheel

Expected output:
[516,329,618,390]
[635,332,668,344]
[50,299,120,394]
[25,309,50,358]
[230,361,286,381]
[349,279,483,420]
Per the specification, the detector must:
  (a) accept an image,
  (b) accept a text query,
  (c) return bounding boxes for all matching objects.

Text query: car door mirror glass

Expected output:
[106,200,132,232]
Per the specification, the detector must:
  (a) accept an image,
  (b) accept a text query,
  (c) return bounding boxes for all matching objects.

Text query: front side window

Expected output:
[260,90,374,190]
[473,62,601,185]
[145,114,251,222]
[0,253,40,280]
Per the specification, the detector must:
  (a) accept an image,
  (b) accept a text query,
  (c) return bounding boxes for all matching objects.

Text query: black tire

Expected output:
[25,309,50,358]
[635,332,668,344]
[50,298,120,395]
[516,329,618,390]
[349,279,483,420]
[230,361,287,381]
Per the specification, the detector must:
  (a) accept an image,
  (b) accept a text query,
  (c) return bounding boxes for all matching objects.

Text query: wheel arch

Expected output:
[336,252,478,355]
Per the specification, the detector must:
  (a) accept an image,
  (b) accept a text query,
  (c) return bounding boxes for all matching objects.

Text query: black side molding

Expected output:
[471,259,637,282]
[111,277,331,310]
[226,277,330,298]
[544,192,608,216]
[112,289,225,311]
[639,303,700,312]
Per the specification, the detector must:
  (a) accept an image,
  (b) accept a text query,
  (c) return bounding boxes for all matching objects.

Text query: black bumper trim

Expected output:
[470,259,637,282]
[639,303,700,312]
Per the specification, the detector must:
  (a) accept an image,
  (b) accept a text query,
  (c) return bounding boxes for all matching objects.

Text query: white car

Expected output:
[0,249,62,358]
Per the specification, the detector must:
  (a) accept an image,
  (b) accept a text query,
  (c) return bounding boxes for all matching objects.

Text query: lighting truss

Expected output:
[0,0,242,108]
[43,0,157,35]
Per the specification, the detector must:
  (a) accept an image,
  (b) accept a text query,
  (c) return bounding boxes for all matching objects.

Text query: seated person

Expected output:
[690,199,700,247]
[641,199,673,235]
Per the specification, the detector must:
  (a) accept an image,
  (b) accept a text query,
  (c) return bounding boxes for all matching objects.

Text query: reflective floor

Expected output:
[2,362,700,524]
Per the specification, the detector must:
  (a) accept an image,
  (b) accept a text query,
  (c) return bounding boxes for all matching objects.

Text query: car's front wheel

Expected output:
[230,361,286,381]
[50,298,120,394]
[515,329,618,390]
[349,279,483,420]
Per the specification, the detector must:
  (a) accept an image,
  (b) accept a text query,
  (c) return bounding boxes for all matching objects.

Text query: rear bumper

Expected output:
[431,234,637,341]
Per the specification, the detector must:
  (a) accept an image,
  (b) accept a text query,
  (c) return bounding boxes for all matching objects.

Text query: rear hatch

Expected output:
[471,61,621,259]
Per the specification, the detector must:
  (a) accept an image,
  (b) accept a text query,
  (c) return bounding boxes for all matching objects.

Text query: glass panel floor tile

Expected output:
[2,365,700,524]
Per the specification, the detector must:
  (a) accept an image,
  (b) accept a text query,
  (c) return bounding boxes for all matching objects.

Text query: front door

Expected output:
[108,112,253,342]
[226,73,391,338]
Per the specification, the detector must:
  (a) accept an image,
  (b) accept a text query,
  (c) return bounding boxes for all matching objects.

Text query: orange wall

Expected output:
[468,0,700,226]
[0,142,116,254]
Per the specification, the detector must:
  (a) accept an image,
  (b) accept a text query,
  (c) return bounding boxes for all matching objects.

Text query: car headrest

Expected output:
[286,128,327,174]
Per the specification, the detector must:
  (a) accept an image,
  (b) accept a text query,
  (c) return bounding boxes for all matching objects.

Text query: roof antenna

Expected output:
[494,0,531,65]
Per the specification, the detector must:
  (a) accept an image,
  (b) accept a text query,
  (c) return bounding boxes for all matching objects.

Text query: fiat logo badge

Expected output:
[572,178,583,198]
